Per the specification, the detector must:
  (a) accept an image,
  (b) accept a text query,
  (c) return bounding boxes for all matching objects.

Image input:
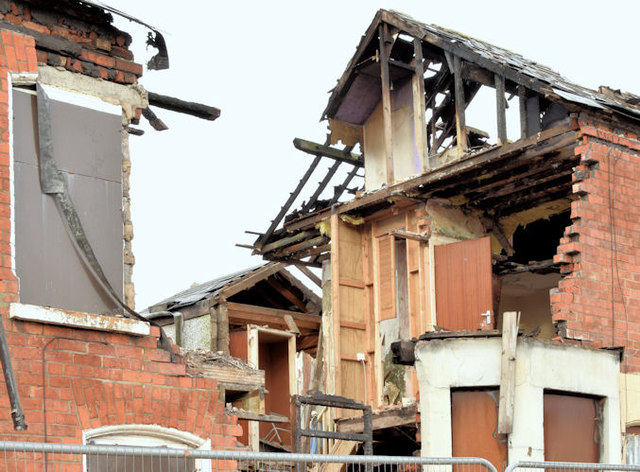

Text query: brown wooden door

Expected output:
[451,390,507,472]
[435,237,493,330]
[544,393,599,462]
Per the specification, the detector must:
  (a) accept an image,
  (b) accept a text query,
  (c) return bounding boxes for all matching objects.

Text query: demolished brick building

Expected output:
[0,1,240,467]
[252,9,640,465]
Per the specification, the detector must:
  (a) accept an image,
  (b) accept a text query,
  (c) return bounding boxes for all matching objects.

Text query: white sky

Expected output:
[106,1,640,309]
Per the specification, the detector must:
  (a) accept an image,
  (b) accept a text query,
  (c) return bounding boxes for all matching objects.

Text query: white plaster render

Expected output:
[10,303,150,336]
[415,337,621,463]
[36,65,146,122]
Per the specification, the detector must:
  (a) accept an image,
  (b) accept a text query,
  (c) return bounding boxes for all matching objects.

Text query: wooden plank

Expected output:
[229,409,289,423]
[338,278,365,289]
[330,214,341,398]
[196,365,264,389]
[339,320,366,330]
[418,329,503,340]
[498,311,520,434]
[293,138,363,166]
[247,326,260,452]
[413,38,429,171]
[452,55,468,154]
[495,74,507,145]
[379,23,394,184]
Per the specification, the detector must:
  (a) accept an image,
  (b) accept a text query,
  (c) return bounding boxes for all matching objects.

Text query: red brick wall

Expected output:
[0,28,241,465]
[1,1,142,84]
[553,116,640,372]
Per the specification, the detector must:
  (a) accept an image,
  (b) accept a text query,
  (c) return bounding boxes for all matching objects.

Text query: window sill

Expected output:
[9,303,150,336]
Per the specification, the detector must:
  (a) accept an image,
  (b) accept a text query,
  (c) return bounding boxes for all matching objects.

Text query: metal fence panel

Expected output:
[506,461,640,472]
[0,441,498,472]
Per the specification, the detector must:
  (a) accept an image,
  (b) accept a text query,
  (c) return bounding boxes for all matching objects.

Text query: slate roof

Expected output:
[324,9,640,123]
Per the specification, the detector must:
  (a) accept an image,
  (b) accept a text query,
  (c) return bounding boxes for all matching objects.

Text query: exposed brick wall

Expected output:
[0,29,241,465]
[553,115,640,372]
[0,0,142,84]
[0,322,242,444]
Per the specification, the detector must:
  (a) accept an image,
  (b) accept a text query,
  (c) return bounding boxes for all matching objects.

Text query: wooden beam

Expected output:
[518,86,527,139]
[295,264,322,288]
[413,37,429,171]
[525,94,541,136]
[225,302,321,331]
[498,311,520,434]
[336,405,417,433]
[452,55,468,154]
[147,91,220,121]
[495,74,507,145]
[284,314,301,335]
[218,262,286,300]
[293,138,363,166]
[389,229,430,242]
[260,231,315,255]
[267,277,308,312]
[217,301,229,355]
[379,23,395,184]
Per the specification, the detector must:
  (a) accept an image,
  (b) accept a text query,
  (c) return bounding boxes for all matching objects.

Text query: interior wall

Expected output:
[499,273,561,339]
[362,80,421,191]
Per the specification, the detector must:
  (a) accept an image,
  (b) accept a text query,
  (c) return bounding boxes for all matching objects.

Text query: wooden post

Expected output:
[518,86,527,139]
[452,56,468,154]
[209,302,218,352]
[378,23,394,184]
[247,326,260,451]
[495,74,507,145]
[322,257,335,431]
[498,311,520,434]
[412,38,428,171]
[217,300,230,355]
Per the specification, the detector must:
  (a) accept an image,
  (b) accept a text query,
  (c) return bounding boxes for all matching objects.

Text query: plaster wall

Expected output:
[415,337,621,463]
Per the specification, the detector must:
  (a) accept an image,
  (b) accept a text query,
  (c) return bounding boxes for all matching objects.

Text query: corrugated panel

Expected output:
[377,235,396,321]
[451,390,507,472]
[434,237,493,330]
[544,393,599,462]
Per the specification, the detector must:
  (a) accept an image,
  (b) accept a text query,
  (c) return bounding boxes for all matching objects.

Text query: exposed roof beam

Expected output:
[293,138,364,166]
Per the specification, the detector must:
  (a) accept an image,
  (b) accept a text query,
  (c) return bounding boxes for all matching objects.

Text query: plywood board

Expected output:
[377,235,396,321]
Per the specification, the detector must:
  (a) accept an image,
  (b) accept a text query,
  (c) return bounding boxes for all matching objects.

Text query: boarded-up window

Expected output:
[451,389,507,472]
[543,392,600,462]
[12,87,123,315]
[434,237,493,330]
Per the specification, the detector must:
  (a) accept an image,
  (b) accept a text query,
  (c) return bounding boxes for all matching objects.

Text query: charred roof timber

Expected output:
[248,9,640,268]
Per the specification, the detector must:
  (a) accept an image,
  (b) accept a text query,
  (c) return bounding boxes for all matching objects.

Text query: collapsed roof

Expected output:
[250,9,639,267]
